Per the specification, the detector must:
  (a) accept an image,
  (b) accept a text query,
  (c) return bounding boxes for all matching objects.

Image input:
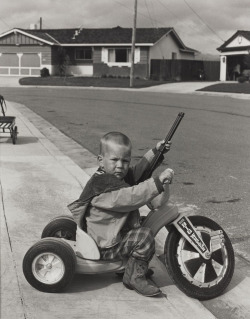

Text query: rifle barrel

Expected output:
[137,112,185,183]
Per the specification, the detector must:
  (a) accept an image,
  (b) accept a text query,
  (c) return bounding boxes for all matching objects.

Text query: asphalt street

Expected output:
[1,80,250,318]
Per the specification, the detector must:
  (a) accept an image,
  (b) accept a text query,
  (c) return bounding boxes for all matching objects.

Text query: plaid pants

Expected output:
[100,227,155,262]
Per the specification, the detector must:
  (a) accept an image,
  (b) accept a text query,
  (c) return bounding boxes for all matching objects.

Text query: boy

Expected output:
[68,132,174,297]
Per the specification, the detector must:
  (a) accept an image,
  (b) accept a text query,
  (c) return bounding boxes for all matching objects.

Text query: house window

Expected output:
[108,48,131,63]
[75,48,92,60]
[172,52,177,60]
[102,48,140,65]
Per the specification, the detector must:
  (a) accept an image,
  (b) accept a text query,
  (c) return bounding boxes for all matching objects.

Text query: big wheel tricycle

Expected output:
[22,112,235,300]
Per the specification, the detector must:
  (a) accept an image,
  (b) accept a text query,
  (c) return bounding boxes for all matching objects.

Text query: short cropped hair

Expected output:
[100,132,132,155]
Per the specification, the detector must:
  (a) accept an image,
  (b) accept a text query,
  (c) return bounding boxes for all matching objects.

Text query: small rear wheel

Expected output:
[23,238,76,292]
[164,216,235,300]
[41,217,76,241]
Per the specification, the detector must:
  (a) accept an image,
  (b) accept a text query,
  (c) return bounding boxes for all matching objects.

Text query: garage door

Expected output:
[21,53,41,75]
[0,52,41,76]
[0,53,19,75]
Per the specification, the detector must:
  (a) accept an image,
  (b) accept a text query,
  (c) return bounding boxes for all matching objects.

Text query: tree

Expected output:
[57,47,70,77]
[242,54,250,69]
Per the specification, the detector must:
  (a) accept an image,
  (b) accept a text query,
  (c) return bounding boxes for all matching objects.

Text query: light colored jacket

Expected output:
[86,149,164,248]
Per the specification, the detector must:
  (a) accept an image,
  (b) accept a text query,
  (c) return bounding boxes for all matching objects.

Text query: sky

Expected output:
[0,0,250,55]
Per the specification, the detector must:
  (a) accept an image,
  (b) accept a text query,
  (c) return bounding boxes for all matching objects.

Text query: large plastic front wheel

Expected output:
[23,238,76,293]
[164,215,235,300]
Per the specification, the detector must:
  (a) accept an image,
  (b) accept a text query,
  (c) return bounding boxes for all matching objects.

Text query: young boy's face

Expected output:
[98,141,131,180]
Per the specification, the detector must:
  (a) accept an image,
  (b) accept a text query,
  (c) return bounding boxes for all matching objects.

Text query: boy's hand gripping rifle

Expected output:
[137,112,185,184]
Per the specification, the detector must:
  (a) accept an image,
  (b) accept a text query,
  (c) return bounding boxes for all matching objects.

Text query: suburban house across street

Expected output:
[217,30,250,81]
[0,26,197,78]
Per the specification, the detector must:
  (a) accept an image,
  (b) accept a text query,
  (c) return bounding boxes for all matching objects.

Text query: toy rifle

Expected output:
[137,112,185,184]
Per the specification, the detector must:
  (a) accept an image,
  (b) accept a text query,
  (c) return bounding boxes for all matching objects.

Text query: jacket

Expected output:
[68,148,164,248]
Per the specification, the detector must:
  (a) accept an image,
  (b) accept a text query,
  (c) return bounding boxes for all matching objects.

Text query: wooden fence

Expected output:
[150,59,220,81]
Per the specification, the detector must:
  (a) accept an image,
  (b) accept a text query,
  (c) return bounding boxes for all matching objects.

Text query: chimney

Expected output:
[40,17,42,30]
[30,24,37,30]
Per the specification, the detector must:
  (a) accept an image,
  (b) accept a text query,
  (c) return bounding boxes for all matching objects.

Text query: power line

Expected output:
[144,0,167,58]
[182,0,225,42]
[144,0,156,28]
[112,0,164,25]
[155,0,183,21]
[155,0,223,45]
[0,16,11,29]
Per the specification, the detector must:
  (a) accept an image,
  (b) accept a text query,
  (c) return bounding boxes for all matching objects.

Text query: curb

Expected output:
[1,78,250,100]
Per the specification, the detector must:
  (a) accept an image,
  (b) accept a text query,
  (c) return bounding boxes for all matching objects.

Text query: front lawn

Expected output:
[198,82,250,94]
[19,76,168,88]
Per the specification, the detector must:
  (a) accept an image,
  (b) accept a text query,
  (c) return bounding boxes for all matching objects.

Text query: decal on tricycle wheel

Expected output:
[177,216,208,254]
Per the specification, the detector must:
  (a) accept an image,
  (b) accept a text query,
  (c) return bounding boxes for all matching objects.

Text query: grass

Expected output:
[19,76,250,94]
[198,82,250,94]
[19,76,168,88]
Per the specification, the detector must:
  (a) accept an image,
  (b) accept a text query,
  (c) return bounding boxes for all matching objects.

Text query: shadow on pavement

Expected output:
[0,136,39,144]
[16,136,39,144]
[67,273,122,293]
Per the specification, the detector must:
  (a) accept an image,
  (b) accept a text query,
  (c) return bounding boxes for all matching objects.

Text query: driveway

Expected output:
[0,76,22,87]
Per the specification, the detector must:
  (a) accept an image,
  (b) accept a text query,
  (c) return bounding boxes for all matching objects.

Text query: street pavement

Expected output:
[1,80,250,318]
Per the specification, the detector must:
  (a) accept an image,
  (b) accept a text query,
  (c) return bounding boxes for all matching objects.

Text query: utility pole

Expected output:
[130,0,137,88]
[40,17,42,30]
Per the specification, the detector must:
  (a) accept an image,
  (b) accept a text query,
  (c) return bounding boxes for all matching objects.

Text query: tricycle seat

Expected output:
[75,226,100,260]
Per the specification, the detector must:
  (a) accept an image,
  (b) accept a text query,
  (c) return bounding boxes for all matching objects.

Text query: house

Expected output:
[0,26,196,78]
[217,30,250,81]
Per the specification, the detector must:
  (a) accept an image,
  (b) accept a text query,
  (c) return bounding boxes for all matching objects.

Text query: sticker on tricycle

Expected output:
[177,217,207,253]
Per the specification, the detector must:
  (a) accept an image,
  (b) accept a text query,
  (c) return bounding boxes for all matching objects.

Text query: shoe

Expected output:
[116,268,154,279]
[123,257,161,297]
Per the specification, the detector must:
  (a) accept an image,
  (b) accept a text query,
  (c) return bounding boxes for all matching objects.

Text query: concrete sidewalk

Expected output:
[1,103,217,319]
[138,81,250,100]
[139,81,219,93]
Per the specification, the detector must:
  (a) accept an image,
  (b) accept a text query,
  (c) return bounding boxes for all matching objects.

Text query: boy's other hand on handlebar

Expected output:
[159,168,174,184]
[156,140,172,154]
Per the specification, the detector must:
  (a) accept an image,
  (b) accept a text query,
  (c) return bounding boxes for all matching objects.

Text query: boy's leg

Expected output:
[100,227,155,261]
[100,227,161,297]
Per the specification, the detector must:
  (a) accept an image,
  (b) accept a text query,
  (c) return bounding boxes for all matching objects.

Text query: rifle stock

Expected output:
[137,112,185,184]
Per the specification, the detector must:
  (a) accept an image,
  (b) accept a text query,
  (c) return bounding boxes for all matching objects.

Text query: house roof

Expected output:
[217,30,250,51]
[25,27,174,45]
[0,26,197,52]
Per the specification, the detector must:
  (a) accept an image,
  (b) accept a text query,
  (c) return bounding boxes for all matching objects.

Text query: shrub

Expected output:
[40,67,50,77]
[151,75,159,81]
[242,69,250,79]
[238,76,248,83]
